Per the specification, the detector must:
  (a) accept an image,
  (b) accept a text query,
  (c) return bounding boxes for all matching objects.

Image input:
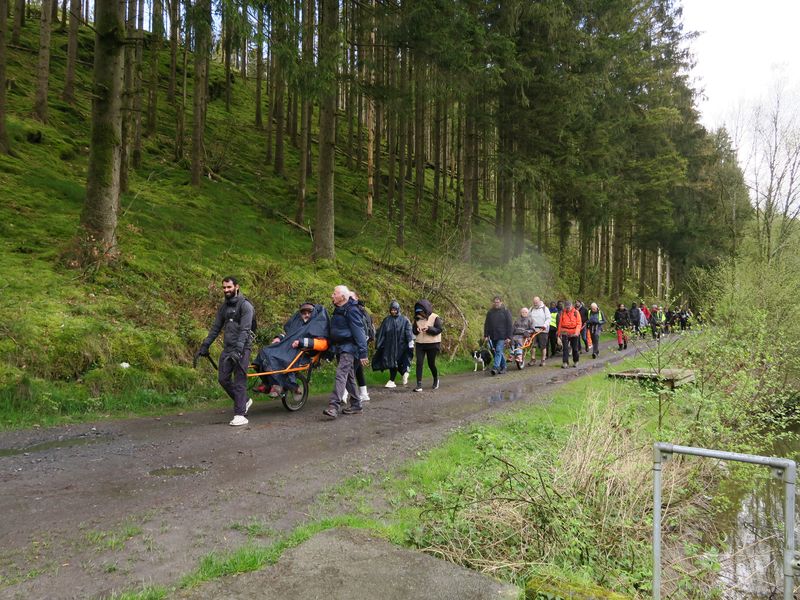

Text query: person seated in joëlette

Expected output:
[253,302,330,397]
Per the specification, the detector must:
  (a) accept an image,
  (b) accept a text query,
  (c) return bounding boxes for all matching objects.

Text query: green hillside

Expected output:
[0,24,552,429]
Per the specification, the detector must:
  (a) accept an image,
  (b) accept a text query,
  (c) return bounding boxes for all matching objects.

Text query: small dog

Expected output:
[472,348,493,371]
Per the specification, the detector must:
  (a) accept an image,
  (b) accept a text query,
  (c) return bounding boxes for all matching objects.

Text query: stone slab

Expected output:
[178,527,520,600]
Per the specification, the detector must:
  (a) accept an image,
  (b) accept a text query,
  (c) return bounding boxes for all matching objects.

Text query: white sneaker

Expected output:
[244,398,253,415]
[342,390,349,403]
[402,372,409,386]
[385,380,397,388]
[229,415,249,427]
[359,386,370,402]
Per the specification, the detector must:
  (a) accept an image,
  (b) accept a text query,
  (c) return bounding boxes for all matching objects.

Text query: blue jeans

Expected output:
[492,339,506,371]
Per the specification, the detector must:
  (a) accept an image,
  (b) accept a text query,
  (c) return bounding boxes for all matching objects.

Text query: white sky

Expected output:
[680,0,800,130]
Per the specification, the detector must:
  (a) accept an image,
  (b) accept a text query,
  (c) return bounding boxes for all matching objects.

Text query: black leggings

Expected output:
[415,345,439,383]
[354,360,366,387]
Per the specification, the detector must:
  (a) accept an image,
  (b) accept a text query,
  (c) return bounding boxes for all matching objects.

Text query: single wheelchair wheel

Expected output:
[282,372,309,411]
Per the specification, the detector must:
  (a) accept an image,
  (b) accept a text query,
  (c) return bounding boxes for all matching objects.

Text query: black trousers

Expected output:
[561,334,579,364]
[415,345,439,383]
[218,349,251,416]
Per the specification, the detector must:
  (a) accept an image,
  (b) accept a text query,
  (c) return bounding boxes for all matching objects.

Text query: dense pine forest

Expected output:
[0,0,756,419]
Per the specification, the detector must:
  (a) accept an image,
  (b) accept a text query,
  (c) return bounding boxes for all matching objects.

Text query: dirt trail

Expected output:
[0,343,637,599]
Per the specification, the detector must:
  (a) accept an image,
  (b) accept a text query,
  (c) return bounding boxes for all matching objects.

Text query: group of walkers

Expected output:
[196,277,443,426]
[484,297,695,371]
[196,277,695,426]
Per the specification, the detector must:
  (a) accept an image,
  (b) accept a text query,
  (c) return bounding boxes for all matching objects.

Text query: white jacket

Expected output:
[528,305,551,331]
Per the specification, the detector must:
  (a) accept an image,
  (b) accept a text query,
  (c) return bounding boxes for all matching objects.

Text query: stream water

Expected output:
[713,439,800,598]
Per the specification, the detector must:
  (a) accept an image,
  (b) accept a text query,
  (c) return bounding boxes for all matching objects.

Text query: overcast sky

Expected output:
[679,0,800,130]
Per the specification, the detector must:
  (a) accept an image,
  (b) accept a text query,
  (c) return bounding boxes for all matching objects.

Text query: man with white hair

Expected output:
[323,285,369,419]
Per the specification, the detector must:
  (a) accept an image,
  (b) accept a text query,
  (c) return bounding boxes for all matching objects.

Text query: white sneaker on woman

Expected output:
[402,372,409,385]
[385,380,397,388]
[229,415,249,427]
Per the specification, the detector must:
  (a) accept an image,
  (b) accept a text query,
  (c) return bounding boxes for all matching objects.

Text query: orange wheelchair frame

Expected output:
[247,339,328,412]
[506,330,545,369]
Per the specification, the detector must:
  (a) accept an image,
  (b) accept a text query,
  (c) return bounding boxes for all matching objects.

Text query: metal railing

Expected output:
[653,442,798,600]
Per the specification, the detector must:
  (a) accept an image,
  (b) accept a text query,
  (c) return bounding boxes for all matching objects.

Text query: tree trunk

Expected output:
[0,0,9,154]
[254,4,263,128]
[373,36,382,211]
[363,0,375,218]
[174,15,188,161]
[147,0,162,135]
[78,0,125,265]
[386,52,396,222]
[638,248,647,298]
[11,0,23,45]
[191,0,210,186]
[61,0,80,103]
[514,177,525,257]
[272,12,285,177]
[413,51,424,224]
[168,0,178,103]
[33,0,52,123]
[264,33,273,163]
[313,0,338,261]
[432,96,441,223]
[119,0,134,192]
[295,0,313,223]
[131,0,143,167]
[396,51,407,248]
[223,3,231,111]
[461,98,477,261]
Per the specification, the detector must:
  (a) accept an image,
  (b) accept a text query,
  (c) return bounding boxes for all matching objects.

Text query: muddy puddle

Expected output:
[711,439,800,598]
[0,432,108,457]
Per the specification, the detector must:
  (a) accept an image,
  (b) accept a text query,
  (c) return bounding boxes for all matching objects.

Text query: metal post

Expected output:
[653,443,797,600]
[782,461,797,600]
[653,447,664,600]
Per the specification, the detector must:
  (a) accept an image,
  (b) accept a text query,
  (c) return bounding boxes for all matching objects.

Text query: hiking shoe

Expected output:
[432,379,440,390]
[322,406,338,419]
[619,344,623,351]
[413,383,423,392]
[540,360,545,367]
[385,380,397,388]
[623,343,628,349]
[592,353,596,359]
[490,368,497,376]
[342,406,363,415]
[571,363,577,368]
[562,363,568,369]
[527,360,536,367]
[244,398,253,415]
[402,372,410,386]
[229,415,249,427]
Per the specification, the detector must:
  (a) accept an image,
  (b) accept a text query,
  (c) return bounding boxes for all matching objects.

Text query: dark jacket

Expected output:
[372,301,414,371]
[484,306,513,340]
[330,298,369,359]
[613,308,630,328]
[578,304,589,325]
[201,294,254,353]
[254,304,330,389]
[629,306,641,326]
